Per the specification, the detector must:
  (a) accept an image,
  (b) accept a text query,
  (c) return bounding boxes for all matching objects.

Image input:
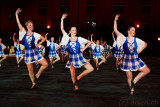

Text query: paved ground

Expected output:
[0,56,160,107]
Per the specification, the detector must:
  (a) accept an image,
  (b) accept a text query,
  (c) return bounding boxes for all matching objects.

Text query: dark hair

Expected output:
[127,26,135,31]
[68,26,77,31]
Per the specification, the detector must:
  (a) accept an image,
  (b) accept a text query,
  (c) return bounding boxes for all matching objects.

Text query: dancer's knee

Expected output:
[145,67,150,74]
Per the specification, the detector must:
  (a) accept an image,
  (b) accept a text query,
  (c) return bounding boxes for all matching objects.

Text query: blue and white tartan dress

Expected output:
[0,44,4,57]
[101,45,106,55]
[66,37,87,68]
[16,44,23,58]
[22,33,43,63]
[61,45,66,54]
[37,45,43,55]
[114,45,123,58]
[93,45,103,59]
[103,45,109,55]
[49,43,58,58]
[120,37,146,71]
[89,46,92,53]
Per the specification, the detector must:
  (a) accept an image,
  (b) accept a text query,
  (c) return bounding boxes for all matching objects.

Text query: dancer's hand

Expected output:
[35,44,40,48]
[61,14,68,20]
[15,8,22,15]
[13,33,16,37]
[46,33,49,36]
[80,48,84,52]
[114,14,120,21]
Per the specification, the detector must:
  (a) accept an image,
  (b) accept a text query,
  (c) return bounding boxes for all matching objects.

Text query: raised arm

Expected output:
[45,33,49,41]
[60,14,68,35]
[91,34,93,42]
[59,36,61,43]
[15,8,23,32]
[114,14,121,36]
[13,33,16,43]
[112,31,116,42]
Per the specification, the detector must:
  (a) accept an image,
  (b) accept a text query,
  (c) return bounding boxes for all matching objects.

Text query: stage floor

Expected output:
[0,56,160,107]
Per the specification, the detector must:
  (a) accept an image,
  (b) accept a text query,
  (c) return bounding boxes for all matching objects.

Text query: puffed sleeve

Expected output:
[61,32,70,45]
[136,38,145,52]
[78,37,88,45]
[116,33,126,48]
[55,43,59,49]
[46,40,51,47]
[33,32,41,44]
[20,44,25,50]
[1,43,6,50]
[14,43,17,47]
[91,43,96,50]
[100,45,104,50]
[112,41,117,47]
[19,27,26,41]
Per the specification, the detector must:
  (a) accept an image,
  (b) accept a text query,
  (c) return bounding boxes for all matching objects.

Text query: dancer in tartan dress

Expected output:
[114,14,150,95]
[60,14,94,92]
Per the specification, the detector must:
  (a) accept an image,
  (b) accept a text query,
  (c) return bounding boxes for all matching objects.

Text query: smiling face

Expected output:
[26,22,34,31]
[51,37,54,42]
[25,20,34,31]
[128,27,135,37]
[69,27,77,36]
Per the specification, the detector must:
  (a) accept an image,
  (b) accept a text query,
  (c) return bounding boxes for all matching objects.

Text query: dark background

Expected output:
[0,0,159,56]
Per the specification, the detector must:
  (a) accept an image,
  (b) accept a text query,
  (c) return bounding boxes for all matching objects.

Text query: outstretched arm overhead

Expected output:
[45,33,49,41]
[112,31,116,42]
[60,14,68,35]
[59,36,61,43]
[15,8,23,32]
[13,33,16,43]
[91,34,93,42]
[114,14,121,36]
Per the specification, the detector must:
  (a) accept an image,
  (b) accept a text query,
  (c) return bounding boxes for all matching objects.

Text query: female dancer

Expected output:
[0,38,7,67]
[112,31,123,70]
[91,34,106,71]
[45,33,60,69]
[114,14,150,95]
[13,33,24,68]
[61,14,94,92]
[15,8,48,88]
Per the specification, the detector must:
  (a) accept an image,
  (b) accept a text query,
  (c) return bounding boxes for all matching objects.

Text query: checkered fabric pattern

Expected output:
[114,50,123,58]
[25,49,43,63]
[101,50,105,55]
[70,42,76,53]
[61,45,66,54]
[26,36,32,48]
[0,51,4,57]
[49,51,58,58]
[66,53,87,68]
[16,51,23,58]
[89,47,92,53]
[93,52,103,59]
[120,54,146,71]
